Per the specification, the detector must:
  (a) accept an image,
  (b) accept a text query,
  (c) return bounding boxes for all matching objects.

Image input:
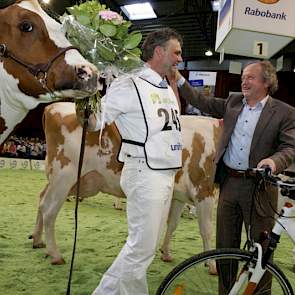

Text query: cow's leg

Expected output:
[113,196,124,210]
[40,177,74,265]
[30,184,48,248]
[196,196,216,274]
[160,198,185,262]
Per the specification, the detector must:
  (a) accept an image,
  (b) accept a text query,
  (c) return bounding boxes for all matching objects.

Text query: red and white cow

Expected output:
[0,0,99,145]
[30,101,222,266]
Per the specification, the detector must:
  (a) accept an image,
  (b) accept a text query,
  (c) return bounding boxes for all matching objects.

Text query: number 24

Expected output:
[157,108,181,131]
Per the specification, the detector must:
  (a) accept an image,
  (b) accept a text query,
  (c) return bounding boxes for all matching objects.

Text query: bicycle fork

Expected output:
[228,243,265,295]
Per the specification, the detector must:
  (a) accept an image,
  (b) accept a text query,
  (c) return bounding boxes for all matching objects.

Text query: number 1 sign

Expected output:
[253,41,268,57]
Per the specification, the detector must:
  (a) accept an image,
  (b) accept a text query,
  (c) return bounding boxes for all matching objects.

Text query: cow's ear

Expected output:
[0,0,17,9]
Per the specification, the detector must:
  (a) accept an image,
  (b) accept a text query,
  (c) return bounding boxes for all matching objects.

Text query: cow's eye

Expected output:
[19,21,33,32]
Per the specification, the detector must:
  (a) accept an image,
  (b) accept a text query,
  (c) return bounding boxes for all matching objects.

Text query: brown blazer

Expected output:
[179,81,295,182]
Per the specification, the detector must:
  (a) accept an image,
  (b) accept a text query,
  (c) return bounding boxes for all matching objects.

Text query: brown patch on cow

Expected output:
[105,124,123,174]
[69,170,124,198]
[188,133,216,202]
[86,130,100,147]
[56,149,70,168]
[175,148,190,183]
[44,105,68,170]
[0,116,7,134]
[87,123,123,175]
[63,114,80,133]
[213,124,223,149]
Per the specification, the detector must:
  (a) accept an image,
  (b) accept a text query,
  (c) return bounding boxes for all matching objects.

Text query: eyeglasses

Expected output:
[241,76,256,82]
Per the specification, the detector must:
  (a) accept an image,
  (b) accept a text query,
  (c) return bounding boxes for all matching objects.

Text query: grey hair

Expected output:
[141,27,183,62]
[244,60,278,95]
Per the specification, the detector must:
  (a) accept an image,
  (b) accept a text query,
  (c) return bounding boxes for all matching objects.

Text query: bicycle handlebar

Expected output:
[247,167,295,199]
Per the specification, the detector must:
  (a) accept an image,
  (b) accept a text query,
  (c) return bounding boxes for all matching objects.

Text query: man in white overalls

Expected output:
[88,28,183,295]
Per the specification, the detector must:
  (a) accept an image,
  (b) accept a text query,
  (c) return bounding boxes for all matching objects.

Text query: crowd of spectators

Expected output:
[0,136,46,160]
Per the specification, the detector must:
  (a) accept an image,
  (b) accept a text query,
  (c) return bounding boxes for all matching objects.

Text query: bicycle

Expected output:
[156,167,295,295]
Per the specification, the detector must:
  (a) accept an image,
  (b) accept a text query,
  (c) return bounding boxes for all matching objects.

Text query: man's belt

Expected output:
[224,165,248,177]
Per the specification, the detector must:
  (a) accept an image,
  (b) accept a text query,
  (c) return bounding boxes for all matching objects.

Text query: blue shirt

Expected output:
[223,96,268,170]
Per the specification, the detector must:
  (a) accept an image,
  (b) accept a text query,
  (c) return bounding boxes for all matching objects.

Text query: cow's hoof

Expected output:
[33,242,46,249]
[208,263,217,275]
[51,257,66,265]
[160,252,173,262]
[113,203,123,210]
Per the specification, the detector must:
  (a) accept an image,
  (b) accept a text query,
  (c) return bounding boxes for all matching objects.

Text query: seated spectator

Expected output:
[16,141,27,158]
[8,141,17,157]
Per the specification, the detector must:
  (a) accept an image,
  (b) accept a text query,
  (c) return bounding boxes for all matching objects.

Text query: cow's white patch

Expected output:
[0,62,41,144]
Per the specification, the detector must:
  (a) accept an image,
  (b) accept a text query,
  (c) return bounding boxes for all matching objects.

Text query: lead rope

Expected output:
[66,106,89,295]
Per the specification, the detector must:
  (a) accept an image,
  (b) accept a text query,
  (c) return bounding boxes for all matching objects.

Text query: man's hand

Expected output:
[88,113,98,131]
[257,158,276,174]
[166,68,182,85]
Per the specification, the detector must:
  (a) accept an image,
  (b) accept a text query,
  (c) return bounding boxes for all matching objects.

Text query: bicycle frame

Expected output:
[229,190,295,294]
[274,201,295,243]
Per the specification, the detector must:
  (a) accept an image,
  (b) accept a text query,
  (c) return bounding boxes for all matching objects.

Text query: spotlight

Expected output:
[205,49,213,57]
[211,0,221,12]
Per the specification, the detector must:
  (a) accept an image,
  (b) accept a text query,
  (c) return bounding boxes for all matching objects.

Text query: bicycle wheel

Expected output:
[156,248,293,295]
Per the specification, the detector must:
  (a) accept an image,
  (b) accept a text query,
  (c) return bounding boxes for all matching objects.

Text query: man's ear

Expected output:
[264,82,270,92]
[154,45,164,59]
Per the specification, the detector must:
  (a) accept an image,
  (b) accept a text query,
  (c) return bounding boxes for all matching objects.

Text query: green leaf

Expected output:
[76,15,91,26]
[117,55,142,71]
[128,47,142,57]
[99,24,117,37]
[115,26,128,40]
[123,33,142,50]
[94,16,101,31]
[97,45,116,61]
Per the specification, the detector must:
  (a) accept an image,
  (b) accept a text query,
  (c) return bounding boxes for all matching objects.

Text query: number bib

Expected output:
[126,77,182,170]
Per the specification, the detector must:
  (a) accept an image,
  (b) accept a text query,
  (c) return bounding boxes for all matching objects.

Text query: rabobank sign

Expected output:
[245,6,287,20]
[215,0,295,58]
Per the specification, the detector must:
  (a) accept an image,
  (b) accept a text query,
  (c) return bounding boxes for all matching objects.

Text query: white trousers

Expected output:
[92,157,176,295]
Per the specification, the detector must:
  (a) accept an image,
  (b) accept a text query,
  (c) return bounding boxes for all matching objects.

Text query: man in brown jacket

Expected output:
[171,60,295,293]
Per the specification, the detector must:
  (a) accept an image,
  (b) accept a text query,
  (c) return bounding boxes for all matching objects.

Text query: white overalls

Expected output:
[92,67,182,295]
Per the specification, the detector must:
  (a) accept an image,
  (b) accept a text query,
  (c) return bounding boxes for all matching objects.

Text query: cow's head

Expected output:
[0,0,100,144]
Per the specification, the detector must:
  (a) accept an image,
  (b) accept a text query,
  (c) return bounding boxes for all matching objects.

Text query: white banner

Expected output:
[31,159,45,171]
[0,157,45,170]
[188,71,217,86]
[186,71,217,115]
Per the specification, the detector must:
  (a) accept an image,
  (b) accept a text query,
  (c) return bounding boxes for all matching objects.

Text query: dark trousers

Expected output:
[216,174,277,294]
